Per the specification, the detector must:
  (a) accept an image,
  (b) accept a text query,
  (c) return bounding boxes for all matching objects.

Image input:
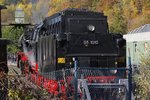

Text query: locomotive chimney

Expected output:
[0,5,7,38]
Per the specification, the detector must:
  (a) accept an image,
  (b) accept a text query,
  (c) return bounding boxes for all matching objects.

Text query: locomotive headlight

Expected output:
[87,25,95,32]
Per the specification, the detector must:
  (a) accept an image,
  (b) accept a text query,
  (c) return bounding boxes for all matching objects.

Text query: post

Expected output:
[0,5,7,38]
[128,48,132,100]
[0,5,8,100]
[0,10,1,38]
[73,57,78,100]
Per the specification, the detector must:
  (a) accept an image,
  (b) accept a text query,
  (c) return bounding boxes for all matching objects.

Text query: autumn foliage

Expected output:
[0,0,150,34]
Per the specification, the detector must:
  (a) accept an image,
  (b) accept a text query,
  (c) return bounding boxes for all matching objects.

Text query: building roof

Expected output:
[128,24,150,34]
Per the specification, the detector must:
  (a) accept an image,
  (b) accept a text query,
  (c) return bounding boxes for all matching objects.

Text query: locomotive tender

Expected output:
[20,8,125,73]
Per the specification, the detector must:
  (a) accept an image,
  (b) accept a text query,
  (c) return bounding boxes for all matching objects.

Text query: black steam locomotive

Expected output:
[19,8,125,73]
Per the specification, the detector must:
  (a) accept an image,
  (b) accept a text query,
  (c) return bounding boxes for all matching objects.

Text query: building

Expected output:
[124,24,150,70]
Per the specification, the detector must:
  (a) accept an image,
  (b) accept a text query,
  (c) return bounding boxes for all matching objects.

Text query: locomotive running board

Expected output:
[88,83,126,88]
[66,53,119,57]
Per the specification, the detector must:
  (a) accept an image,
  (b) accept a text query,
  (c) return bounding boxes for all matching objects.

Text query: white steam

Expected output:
[22,42,36,67]
[31,0,49,24]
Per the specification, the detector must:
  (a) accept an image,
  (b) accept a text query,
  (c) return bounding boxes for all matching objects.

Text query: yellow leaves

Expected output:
[17,3,25,9]
[8,4,16,12]
[47,0,70,16]
[51,0,64,5]
[0,0,149,32]
[143,6,150,15]
[2,4,16,22]
[24,3,32,19]
[0,0,5,4]
[133,74,150,99]
[27,3,32,10]
[129,0,138,18]
[50,0,66,9]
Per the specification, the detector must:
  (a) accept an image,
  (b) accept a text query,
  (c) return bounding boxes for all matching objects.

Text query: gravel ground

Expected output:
[8,61,21,75]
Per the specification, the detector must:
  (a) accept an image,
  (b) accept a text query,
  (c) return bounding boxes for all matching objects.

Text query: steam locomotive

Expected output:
[19,8,125,72]
[18,8,126,99]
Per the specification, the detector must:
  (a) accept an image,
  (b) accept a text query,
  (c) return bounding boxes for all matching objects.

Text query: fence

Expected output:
[27,66,132,100]
[0,67,133,100]
[4,58,134,100]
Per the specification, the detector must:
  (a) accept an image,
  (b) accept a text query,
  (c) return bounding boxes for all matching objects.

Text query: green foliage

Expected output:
[2,26,23,53]
[108,3,127,34]
[133,50,150,100]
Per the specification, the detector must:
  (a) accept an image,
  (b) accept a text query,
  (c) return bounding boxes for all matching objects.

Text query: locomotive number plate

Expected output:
[83,40,99,46]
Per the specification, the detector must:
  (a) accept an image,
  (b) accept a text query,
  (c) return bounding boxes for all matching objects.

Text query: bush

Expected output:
[133,52,150,100]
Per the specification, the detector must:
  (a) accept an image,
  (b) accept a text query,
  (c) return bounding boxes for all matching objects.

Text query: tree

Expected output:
[2,26,24,53]
[108,3,127,34]
[0,0,5,4]
[1,4,16,23]
[24,2,32,22]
